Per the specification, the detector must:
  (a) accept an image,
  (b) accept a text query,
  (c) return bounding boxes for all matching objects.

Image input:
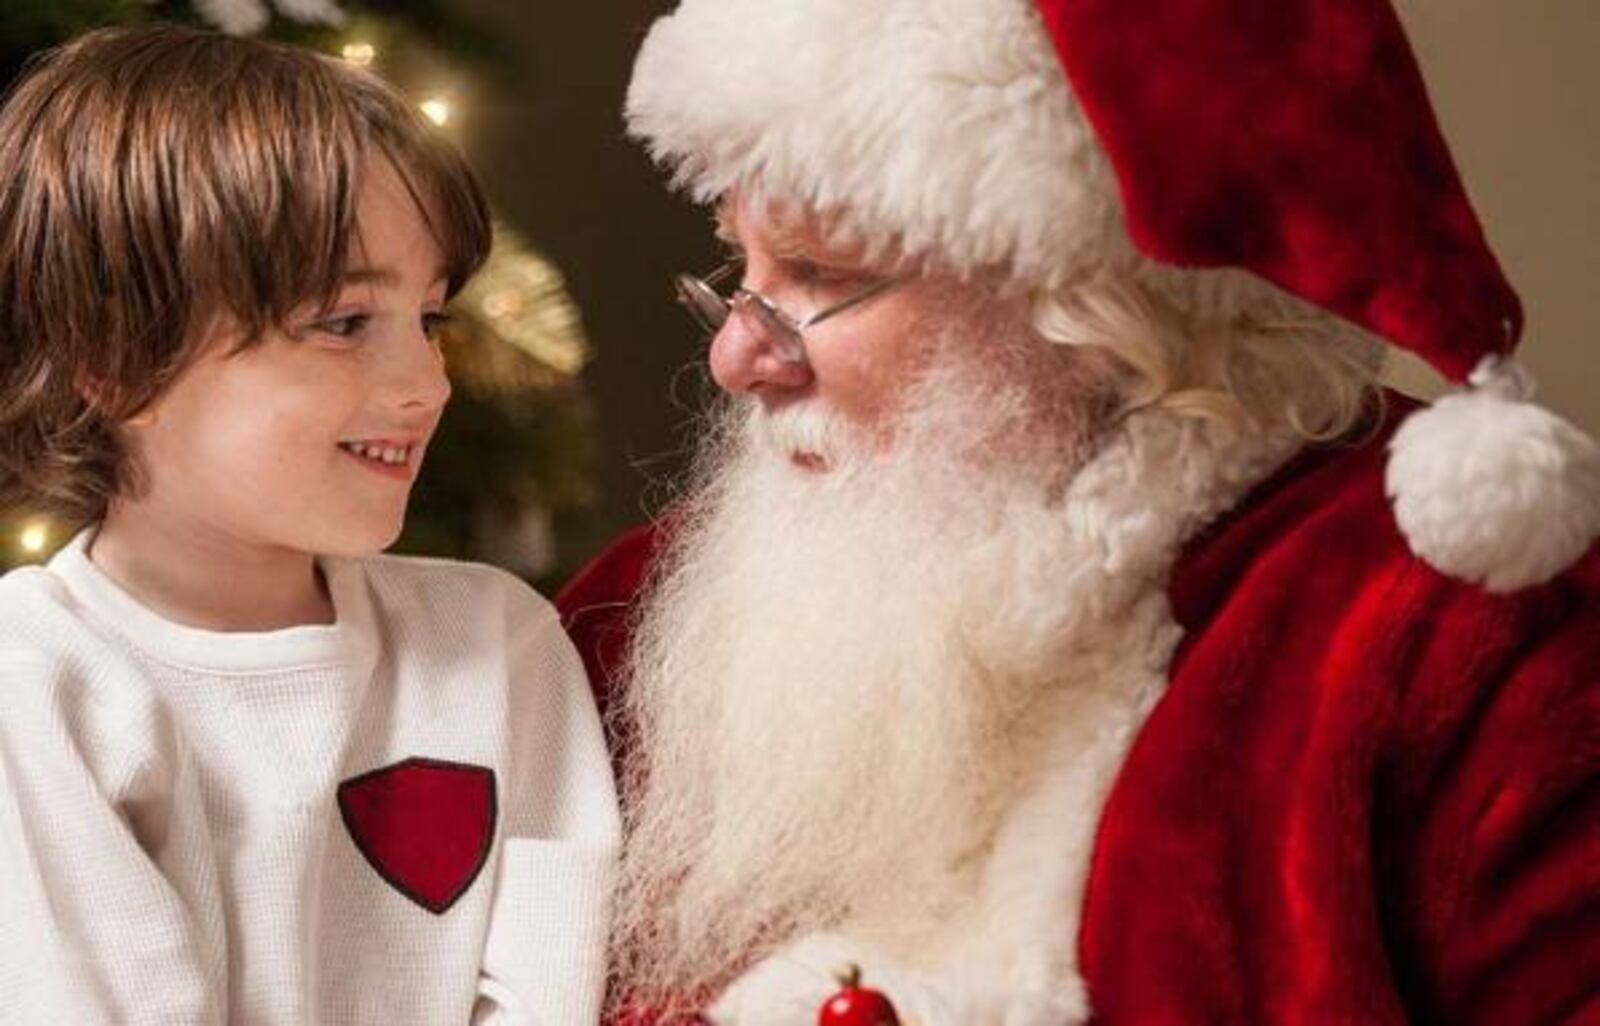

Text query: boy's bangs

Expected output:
[372,124,494,302]
[204,63,491,338]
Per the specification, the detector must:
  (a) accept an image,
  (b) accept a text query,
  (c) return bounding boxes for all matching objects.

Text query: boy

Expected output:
[0,25,618,1025]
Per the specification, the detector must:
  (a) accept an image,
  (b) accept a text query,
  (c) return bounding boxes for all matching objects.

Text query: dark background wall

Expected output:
[461,0,716,568]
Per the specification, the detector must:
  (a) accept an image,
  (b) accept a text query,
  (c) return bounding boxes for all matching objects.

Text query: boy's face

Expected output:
[121,158,453,557]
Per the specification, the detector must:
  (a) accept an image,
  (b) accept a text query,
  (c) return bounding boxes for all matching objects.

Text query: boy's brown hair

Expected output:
[0,23,492,529]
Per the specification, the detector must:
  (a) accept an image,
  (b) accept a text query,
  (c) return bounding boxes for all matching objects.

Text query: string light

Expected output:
[19,520,49,556]
[419,98,452,127]
[340,41,377,67]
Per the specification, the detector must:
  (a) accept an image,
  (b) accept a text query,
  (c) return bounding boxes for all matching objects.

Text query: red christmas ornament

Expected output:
[818,964,901,1026]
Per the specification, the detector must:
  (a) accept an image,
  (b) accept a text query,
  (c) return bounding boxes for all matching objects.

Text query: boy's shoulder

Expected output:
[0,563,163,730]
[0,562,94,652]
[352,551,559,639]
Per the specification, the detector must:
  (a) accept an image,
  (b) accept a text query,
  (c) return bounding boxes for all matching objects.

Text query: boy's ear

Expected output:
[73,371,157,427]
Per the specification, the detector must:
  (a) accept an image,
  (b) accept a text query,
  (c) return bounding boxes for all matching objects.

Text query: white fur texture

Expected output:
[710,408,1301,1025]
[1387,357,1600,592]
[626,0,1127,288]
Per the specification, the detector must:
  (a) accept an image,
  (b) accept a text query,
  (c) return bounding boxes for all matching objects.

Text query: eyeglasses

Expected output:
[674,262,902,364]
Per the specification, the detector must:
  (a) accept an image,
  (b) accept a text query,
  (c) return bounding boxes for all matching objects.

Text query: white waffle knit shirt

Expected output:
[0,532,620,1025]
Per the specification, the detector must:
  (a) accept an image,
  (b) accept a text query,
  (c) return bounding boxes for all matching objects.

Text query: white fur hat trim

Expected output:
[626,0,1128,286]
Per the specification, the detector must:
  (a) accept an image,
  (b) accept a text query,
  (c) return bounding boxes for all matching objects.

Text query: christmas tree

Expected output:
[0,0,598,586]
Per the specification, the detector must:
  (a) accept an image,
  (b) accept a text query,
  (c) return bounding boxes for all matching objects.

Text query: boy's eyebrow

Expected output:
[341,266,451,288]
[342,266,400,288]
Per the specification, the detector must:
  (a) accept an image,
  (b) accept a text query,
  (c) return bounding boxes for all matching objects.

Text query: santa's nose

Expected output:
[708,306,814,397]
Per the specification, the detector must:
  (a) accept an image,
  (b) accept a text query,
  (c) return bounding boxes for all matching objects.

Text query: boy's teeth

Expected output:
[342,441,410,465]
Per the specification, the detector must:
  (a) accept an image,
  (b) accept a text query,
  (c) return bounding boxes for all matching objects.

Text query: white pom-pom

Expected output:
[1387,356,1600,592]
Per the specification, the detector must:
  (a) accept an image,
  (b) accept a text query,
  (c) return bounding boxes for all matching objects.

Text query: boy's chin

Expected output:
[307,515,408,559]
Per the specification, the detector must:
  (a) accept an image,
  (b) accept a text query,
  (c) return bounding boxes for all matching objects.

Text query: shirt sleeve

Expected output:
[0,649,225,1024]
[473,592,621,1026]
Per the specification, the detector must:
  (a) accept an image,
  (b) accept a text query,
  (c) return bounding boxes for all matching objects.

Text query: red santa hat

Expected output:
[626,0,1600,592]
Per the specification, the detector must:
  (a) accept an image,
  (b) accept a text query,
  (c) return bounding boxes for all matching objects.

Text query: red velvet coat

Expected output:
[558,417,1600,1025]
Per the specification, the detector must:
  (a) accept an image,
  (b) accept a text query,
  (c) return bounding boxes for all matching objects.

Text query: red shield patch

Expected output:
[337,757,498,915]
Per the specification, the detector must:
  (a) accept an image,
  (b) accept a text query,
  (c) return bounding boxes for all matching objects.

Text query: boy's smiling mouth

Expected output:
[338,438,420,479]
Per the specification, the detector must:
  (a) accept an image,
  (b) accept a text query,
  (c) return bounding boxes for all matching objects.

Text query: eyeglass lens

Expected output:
[674,275,729,333]
[675,272,808,362]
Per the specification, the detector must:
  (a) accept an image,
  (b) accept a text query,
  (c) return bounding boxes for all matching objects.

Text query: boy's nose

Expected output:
[708,308,813,397]
[392,333,452,412]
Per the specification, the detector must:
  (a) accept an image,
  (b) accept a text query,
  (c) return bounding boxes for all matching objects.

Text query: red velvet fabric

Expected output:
[1088,418,1600,1024]
[556,417,1600,1024]
[560,521,661,721]
[1034,0,1522,381]
[559,521,663,788]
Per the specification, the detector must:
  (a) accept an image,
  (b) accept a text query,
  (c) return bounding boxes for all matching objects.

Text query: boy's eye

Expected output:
[422,311,452,341]
[316,312,371,339]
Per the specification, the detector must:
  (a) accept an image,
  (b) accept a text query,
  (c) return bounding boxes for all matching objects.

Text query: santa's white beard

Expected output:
[611,306,1127,1005]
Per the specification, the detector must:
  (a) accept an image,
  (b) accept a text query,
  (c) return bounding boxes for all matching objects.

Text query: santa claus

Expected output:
[559,1,1600,1023]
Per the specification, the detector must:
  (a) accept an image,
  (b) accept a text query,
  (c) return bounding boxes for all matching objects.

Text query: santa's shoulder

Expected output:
[1171,394,1600,695]
[1094,400,1597,1026]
